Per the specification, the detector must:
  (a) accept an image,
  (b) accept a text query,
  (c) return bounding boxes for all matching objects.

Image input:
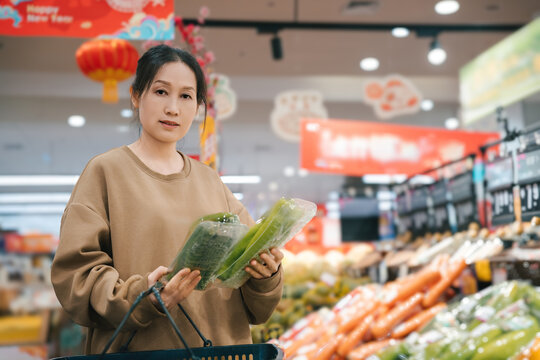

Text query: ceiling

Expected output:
[1,0,540,228]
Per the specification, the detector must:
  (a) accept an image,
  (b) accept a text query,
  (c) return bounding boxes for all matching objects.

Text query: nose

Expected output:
[164,99,180,117]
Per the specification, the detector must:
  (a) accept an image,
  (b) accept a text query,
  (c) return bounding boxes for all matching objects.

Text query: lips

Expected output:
[159,120,179,127]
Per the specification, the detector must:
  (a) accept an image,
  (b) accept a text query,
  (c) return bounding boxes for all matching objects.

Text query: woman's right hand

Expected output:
[147,266,201,311]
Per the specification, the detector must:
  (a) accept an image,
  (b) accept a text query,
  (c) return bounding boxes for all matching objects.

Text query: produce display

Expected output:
[373,281,540,360]
[275,254,465,359]
[406,225,503,268]
[252,275,371,343]
[251,248,371,343]
[167,198,316,290]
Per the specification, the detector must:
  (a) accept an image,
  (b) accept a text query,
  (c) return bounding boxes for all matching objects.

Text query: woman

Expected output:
[51,44,283,354]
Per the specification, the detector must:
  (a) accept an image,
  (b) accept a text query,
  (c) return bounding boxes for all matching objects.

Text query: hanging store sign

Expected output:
[0,0,174,40]
[491,187,515,225]
[433,205,450,232]
[300,118,499,176]
[486,156,515,226]
[517,148,540,184]
[460,18,540,125]
[515,148,540,221]
[519,182,540,221]
[454,199,477,231]
[448,171,477,231]
[270,90,328,142]
[430,180,449,207]
[200,115,217,170]
[210,74,237,121]
[363,75,421,119]
[486,157,514,191]
[448,171,474,204]
[430,180,451,233]
[410,185,429,211]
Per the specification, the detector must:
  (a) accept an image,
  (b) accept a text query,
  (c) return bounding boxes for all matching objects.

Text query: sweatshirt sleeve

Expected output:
[221,182,284,325]
[51,165,164,331]
[240,267,283,325]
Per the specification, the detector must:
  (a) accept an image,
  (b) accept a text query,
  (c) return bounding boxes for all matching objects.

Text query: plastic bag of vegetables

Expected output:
[166,212,248,290]
[216,197,316,288]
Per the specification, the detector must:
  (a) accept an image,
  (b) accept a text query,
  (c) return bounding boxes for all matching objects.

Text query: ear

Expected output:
[130,86,139,109]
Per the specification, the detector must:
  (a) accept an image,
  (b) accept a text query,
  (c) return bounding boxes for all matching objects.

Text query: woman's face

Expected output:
[132,61,198,145]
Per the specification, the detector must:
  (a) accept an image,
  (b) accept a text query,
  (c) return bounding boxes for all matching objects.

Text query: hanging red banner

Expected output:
[300,118,499,176]
[0,0,174,40]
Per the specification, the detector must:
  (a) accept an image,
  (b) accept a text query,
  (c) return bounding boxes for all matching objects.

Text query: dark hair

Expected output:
[131,44,207,119]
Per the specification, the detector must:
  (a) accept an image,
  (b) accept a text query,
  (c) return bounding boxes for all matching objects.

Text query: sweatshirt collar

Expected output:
[122,145,191,181]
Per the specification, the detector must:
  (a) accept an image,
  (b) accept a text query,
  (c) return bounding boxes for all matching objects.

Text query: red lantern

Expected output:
[75,39,139,103]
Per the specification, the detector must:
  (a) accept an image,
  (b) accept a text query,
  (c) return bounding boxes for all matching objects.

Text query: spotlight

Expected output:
[428,39,447,65]
[391,27,410,38]
[445,117,459,129]
[68,115,85,127]
[271,34,282,60]
[421,99,434,111]
[435,0,460,15]
[360,57,380,71]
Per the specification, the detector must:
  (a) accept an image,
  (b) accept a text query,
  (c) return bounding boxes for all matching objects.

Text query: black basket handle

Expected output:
[100,284,211,359]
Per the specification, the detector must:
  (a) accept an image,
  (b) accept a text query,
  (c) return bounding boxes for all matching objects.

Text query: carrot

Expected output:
[338,300,378,334]
[347,339,393,360]
[371,292,424,339]
[313,327,339,351]
[382,268,441,307]
[391,303,446,339]
[364,304,389,342]
[283,326,324,358]
[294,343,319,359]
[315,334,345,360]
[337,314,374,356]
[374,304,389,320]
[429,253,450,271]
[280,312,320,342]
[422,258,467,308]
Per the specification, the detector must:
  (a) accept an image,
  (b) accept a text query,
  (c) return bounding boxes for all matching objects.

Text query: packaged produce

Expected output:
[217,197,316,288]
[166,198,315,290]
[166,212,248,290]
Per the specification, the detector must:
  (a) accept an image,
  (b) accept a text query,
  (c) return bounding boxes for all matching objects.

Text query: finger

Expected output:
[149,266,170,284]
[171,273,201,304]
[270,248,284,262]
[245,266,264,279]
[259,253,279,273]
[249,259,273,278]
[166,268,192,289]
[182,274,201,295]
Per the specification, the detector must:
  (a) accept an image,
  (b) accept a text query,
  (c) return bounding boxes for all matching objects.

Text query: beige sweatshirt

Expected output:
[51,146,283,354]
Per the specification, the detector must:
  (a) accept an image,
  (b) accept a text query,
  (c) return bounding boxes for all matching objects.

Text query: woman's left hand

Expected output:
[245,247,284,279]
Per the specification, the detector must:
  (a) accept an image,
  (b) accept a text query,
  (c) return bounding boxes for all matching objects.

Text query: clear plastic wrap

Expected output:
[167,217,248,290]
[216,198,316,288]
[166,198,316,291]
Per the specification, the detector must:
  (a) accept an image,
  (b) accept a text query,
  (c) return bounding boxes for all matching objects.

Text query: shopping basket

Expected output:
[51,285,283,360]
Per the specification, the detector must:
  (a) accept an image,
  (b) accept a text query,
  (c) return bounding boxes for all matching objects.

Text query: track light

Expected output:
[271,34,283,60]
[428,38,447,65]
[435,0,460,15]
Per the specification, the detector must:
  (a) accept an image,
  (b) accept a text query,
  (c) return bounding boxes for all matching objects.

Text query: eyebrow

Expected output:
[153,80,195,92]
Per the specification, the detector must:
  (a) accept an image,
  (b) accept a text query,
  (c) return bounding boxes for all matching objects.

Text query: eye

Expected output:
[181,93,193,99]
[155,89,167,95]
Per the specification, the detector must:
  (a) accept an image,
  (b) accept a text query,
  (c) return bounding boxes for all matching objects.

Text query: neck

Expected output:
[131,133,178,161]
